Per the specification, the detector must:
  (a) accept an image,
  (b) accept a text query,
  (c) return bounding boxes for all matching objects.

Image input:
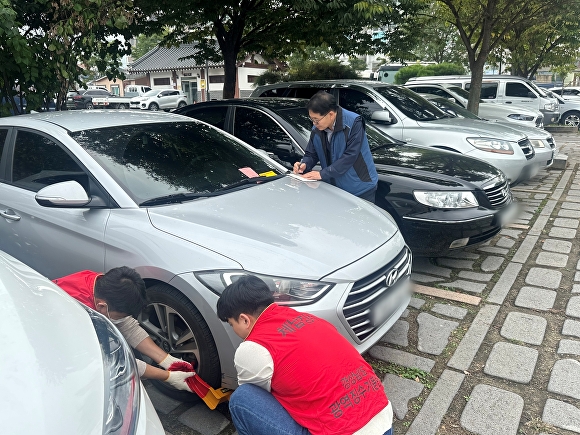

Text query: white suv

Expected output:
[130,89,187,111]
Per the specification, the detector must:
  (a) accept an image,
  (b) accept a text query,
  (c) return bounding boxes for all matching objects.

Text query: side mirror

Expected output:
[371,110,394,125]
[35,181,90,208]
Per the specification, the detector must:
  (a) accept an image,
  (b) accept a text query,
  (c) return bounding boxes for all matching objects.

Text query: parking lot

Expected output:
[146,131,580,435]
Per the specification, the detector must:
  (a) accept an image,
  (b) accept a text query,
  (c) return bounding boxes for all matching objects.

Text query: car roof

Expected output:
[0,110,192,132]
[256,79,398,89]
[180,97,309,111]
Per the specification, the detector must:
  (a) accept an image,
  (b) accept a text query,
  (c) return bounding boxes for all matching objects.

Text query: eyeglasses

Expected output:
[310,112,330,125]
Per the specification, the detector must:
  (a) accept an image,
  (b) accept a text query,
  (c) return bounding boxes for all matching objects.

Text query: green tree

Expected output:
[0,0,133,114]
[429,0,573,114]
[492,10,580,80]
[132,0,426,99]
[132,32,168,60]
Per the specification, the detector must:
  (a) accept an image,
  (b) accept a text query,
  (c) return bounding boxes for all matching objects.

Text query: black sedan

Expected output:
[174,98,515,257]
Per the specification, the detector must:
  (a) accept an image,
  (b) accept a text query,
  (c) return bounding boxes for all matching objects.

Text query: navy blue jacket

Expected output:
[301,107,378,197]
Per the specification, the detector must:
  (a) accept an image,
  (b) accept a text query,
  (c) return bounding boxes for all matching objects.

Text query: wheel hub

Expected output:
[161,340,171,352]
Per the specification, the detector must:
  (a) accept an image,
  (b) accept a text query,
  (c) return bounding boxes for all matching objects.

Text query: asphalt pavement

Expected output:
[145,130,580,435]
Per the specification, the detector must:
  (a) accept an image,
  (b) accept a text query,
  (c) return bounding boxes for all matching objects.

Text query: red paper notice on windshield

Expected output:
[238,167,260,178]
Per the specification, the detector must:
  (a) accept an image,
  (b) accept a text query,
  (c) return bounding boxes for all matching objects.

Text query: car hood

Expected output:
[0,252,104,435]
[147,176,399,280]
[372,143,504,185]
[485,121,551,140]
[419,117,527,140]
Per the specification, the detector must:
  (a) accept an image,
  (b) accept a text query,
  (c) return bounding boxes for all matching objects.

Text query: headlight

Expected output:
[196,271,333,305]
[466,138,514,154]
[544,103,556,111]
[414,191,478,209]
[507,114,534,121]
[84,306,140,435]
[528,139,547,148]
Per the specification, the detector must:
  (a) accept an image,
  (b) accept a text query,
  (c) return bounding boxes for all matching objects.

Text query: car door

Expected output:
[231,106,301,167]
[0,128,108,279]
[157,90,173,109]
[501,81,537,110]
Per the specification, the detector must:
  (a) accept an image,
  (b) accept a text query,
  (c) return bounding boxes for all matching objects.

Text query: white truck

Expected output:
[91,86,153,109]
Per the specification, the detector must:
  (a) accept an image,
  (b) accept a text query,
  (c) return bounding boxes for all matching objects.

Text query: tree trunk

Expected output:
[222,47,237,99]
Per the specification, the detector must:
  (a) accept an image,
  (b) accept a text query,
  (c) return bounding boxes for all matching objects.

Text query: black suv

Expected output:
[66,89,112,110]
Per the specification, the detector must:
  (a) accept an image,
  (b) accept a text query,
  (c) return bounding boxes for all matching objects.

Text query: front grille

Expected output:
[536,116,544,128]
[484,179,511,208]
[518,138,535,160]
[342,247,412,342]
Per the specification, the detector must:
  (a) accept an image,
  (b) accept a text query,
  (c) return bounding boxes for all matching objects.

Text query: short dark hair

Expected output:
[307,91,338,115]
[94,266,147,317]
[216,275,275,322]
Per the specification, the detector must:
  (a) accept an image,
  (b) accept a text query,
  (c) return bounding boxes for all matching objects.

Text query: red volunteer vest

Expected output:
[246,304,389,435]
[52,270,102,309]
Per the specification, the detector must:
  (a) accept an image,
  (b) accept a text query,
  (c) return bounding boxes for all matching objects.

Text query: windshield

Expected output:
[528,81,549,97]
[143,90,159,97]
[373,86,448,121]
[277,107,399,149]
[428,98,481,120]
[70,122,284,205]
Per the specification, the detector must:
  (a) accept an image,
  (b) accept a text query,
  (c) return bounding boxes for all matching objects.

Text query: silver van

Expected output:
[251,80,538,186]
[406,75,560,124]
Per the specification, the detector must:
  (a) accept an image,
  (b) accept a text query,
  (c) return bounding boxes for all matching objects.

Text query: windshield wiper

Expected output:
[216,174,285,192]
[139,192,216,207]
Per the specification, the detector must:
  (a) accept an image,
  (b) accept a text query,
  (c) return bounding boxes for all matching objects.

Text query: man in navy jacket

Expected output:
[293,91,378,202]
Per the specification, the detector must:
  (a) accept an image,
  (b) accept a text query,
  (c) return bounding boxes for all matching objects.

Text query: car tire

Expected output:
[137,283,221,403]
[85,102,93,110]
[177,101,187,108]
[149,103,159,111]
[561,110,580,127]
[119,103,129,109]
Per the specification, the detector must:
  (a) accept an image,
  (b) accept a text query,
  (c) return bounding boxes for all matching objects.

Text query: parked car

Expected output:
[66,88,112,110]
[404,75,560,124]
[0,249,165,435]
[423,94,556,170]
[0,110,411,399]
[175,98,516,257]
[550,86,580,100]
[545,91,580,128]
[130,89,187,111]
[403,82,544,128]
[250,80,537,186]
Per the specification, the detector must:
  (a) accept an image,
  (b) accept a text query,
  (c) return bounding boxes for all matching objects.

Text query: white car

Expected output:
[0,249,165,435]
[404,82,544,128]
[423,95,556,171]
[130,89,187,111]
[550,86,580,100]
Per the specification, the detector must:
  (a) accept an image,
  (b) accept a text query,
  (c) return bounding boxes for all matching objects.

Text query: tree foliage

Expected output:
[132,0,427,98]
[427,0,574,114]
[0,0,134,115]
[490,8,580,80]
[394,62,466,84]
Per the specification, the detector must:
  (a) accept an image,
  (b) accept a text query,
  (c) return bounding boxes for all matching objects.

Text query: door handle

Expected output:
[0,210,21,221]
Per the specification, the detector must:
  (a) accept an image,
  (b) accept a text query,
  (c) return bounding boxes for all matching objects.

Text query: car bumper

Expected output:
[541,109,560,125]
[533,147,554,168]
[464,150,531,185]
[135,382,165,435]
[400,205,510,256]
